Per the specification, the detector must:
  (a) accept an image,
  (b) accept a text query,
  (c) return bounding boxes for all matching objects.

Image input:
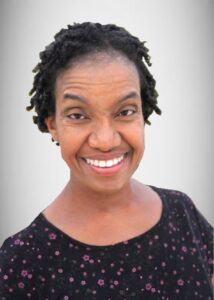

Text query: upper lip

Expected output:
[81,151,129,160]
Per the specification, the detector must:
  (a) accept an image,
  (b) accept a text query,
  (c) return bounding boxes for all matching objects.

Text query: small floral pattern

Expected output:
[0,186,213,299]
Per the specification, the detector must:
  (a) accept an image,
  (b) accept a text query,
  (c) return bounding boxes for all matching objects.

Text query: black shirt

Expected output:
[0,186,213,299]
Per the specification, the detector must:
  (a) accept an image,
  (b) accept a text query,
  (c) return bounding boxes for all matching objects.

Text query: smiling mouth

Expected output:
[82,153,128,168]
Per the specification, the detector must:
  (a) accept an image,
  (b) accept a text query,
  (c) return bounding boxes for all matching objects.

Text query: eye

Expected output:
[67,113,86,120]
[118,108,136,117]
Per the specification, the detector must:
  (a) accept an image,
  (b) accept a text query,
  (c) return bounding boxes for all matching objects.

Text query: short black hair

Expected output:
[27,22,161,132]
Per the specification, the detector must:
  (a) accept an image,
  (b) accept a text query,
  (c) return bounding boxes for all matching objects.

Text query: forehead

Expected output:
[55,52,140,96]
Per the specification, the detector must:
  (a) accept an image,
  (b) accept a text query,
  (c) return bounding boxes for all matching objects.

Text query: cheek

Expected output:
[57,130,83,162]
[126,122,145,150]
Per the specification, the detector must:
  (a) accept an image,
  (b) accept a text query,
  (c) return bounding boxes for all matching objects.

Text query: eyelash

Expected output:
[68,113,87,120]
[67,108,137,120]
[117,108,136,117]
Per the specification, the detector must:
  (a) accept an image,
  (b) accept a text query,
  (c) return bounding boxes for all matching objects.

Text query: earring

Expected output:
[51,137,60,146]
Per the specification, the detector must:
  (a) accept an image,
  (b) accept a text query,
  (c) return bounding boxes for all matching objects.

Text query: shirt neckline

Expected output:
[38,185,168,250]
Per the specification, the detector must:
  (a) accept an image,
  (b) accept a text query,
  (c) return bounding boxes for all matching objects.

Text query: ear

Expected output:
[45,116,58,142]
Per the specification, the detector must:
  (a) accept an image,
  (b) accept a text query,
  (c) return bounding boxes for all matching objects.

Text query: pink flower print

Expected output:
[21,270,28,277]
[14,239,21,245]
[69,277,74,282]
[132,267,137,272]
[181,246,187,252]
[64,296,69,300]
[58,268,63,274]
[113,280,119,285]
[49,233,57,240]
[161,262,166,267]
[151,287,156,293]
[18,282,25,289]
[196,281,201,286]
[154,235,159,240]
[81,280,86,285]
[83,254,90,261]
[145,283,152,290]
[27,274,33,279]
[177,279,184,286]
[97,279,105,286]
[3,275,8,280]
[55,250,60,256]
[89,259,94,264]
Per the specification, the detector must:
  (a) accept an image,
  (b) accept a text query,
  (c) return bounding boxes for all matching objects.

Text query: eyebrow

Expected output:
[63,93,87,103]
[63,91,140,103]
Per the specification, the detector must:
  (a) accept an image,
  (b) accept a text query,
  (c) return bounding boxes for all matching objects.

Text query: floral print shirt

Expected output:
[0,186,213,299]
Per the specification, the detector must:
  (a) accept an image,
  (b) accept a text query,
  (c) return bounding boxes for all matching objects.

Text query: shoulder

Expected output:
[151,185,213,232]
[0,215,44,298]
[1,214,41,253]
[0,214,45,271]
[150,185,195,211]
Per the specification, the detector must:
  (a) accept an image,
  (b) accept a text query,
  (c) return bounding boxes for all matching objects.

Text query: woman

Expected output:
[0,22,213,299]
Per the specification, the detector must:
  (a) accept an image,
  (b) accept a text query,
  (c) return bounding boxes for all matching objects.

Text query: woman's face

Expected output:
[46,54,145,195]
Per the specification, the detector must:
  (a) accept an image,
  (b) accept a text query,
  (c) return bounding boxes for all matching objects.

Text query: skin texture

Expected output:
[43,53,163,245]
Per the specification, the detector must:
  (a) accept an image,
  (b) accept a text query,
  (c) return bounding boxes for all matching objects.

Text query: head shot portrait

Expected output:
[0,1,213,299]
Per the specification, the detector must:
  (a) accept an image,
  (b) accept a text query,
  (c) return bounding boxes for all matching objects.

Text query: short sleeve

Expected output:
[0,238,34,300]
[182,193,214,279]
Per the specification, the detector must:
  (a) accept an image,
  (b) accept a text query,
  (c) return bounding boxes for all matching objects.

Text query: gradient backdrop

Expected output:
[0,0,213,245]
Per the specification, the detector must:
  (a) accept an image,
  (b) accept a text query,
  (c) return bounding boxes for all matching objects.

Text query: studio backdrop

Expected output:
[0,0,213,245]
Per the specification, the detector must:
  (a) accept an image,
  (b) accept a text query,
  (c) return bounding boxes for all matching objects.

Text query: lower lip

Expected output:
[83,158,126,176]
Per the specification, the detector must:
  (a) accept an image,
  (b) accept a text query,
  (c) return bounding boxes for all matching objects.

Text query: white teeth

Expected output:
[85,155,124,168]
[99,161,106,167]
[94,160,99,167]
[106,160,113,167]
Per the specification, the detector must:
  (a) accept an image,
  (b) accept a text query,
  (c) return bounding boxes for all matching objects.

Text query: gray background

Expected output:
[0,0,213,245]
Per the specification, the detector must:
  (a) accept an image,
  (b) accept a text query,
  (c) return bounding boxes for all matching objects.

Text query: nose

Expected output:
[88,121,121,151]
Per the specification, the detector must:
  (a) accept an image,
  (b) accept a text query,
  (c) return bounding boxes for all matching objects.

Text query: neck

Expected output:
[58,177,143,216]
